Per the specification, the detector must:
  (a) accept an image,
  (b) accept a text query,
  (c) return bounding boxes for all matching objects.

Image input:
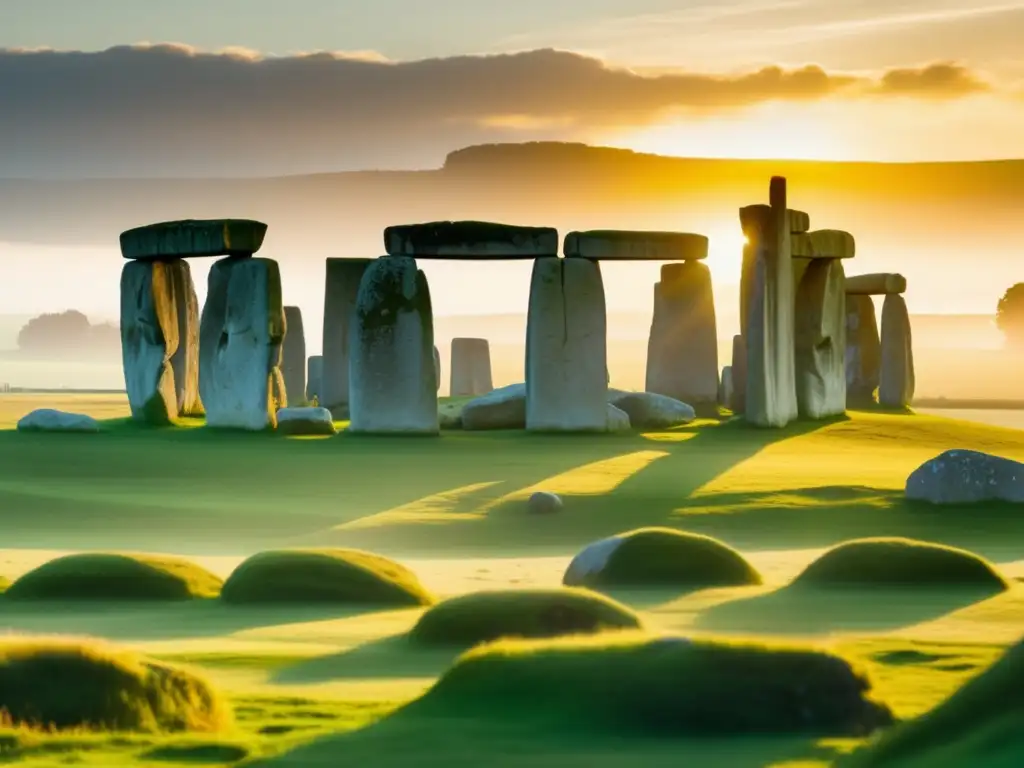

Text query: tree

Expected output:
[16,310,119,357]
[996,284,1024,348]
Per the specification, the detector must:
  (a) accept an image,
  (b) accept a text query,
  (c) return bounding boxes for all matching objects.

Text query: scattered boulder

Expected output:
[845,295,880,406]
[461,383,526,430]
[282,306,306,406]
[408,588,641,648]
[563,230,708,261]
[450,338,494,397]
[198,257,285,430]
[306,355,323,403]
[906,450,1024,505]
[321,258,373,417]
[528,491,563,514]
[276,406,337,436]
[526,257,608,432]
[17,409,99,433]
[349,256,438,435]
[878,294,915,409]
[607,403,632,432]
[563,528,762,590]
[795,258,847,419]
[119,218,267,261]
[610,391,696,430]
[846,273,907,295]
[385,221,558,259]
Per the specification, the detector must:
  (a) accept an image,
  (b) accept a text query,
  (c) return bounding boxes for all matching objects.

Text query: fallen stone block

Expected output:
[120,219,267,260]
[610,391,696,429]
[17,409,100,433]
[322,258,374,416]
[845,273,907,295]
[564,230,709,261]
[795,259,847,419]
[461,383,526,430]
[282,306,307,406]
[276,406,337,436]
[450,338,494,397]
[384,221,557,259]
[607,403,632,432]
[791,230,856,259]
[878,293,915,408]
[906,450,1024,504]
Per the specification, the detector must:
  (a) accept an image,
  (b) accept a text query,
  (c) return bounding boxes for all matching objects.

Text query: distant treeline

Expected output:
[16,310,119,358]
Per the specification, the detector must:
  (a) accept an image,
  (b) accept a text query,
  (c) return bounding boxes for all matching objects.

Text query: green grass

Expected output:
[408,588,641,648]
[793,538,1010,591]
[4,553,223,601]
[0,638,230,733]
[219,548,434,606]
[563,527,762,591]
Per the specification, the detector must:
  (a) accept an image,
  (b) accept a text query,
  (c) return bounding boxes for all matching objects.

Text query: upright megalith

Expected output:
[306,355,323,403]
[795,259,848,419]
[349,256,438,435]
[321,259,373,418]
[739,206,809,338]
[199,258,285,430]
[282,306,306,406]
[433,346,441,392]
[741,178,798,428]
[879,294,915,409]
[450,338,494,397]
[845,295,880,406]
[167,263,202,417]
[730,334,747,414]
[526,257,608,432]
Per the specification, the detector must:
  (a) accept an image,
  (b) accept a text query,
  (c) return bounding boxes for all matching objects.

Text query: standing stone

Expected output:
[645,261,718,414]
[282,306,306,406]
[742,178,798,428]
[730,334,747,414]
[199,257,285,430]
[433,346,441,392]
[719,366,734,408]
[526,257,608,432]
[450,338,494,397]
[879,294,915,409]
[306,355,323,403]
[738,206,809,337]
[846,295,881,406]
[322,259,373,418]
[349,256,438,434]
[795,259,847,419]
[167,262,202,417]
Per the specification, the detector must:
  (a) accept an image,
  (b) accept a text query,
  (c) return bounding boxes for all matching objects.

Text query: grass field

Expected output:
[0,394,1021,766]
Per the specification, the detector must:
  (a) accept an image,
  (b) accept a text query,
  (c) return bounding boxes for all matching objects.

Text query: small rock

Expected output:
[276,407,337,436]
[607,404,632,432]
[906,449,1024,504]
[609,391,696,429]
[528,491,563,515]
[17,409,100,433]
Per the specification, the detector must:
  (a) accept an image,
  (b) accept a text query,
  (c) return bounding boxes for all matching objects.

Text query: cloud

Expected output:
[0,44,996,177]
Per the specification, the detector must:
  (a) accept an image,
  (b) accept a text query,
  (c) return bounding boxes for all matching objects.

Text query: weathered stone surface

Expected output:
[461,383,526,430]
[607,403,632,432]
[198,257,285,431]
[610,391,696,429]
[282,306,306,407]
[450,338,494,397]
[846,273,907,295]
[526,257,608,432]
[563,536,625,587]
[384,221,557,259]
[322,259,373,416]
[878,293,915,409]
[17,409,100,433]
[730,335,747,414]
[564,230,708,261]
[120,259,199,424]
[529,491,564,515]
[306,355,323,403]
[120,219,267,260]
[742,178,798,427]
[906,450,1024,504]
[645,260,718,412]
[845,295,881,406]
[791,230,856,259]
[349,256,439,435]
[276,406,336,436]
[719,366,734,408]
[795,259,847,419]
[433,346,441,392]
[740,205,810,234]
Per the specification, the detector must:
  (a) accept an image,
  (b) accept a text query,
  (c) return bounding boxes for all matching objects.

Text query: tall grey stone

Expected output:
[738,206,809,337]
[322,258,373,417]
[645,261,718,414]
[742,178,798,428]
[879,294,915,409]
[167,262,202,417]
[450,338,494,397]
[199,257,285,430]
[306,355,323,403]
[282,306,306,406]
[730,334,747,414]
[526,257,608,432]
[795,259,847,419]
[846,295,881,406]
[349,256,438,434]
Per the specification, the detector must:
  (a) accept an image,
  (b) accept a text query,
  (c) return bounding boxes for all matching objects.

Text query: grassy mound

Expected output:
[849,639,1024,767]
[0,639,230,732]
[408,633,894,736]
[563,527,762,590]
[4,553,223,601]
[220,548,434,606]
[793,537,1009,591]
[409,588,642,648]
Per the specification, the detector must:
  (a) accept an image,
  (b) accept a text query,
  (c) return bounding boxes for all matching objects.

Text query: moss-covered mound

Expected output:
[409,588,642,648]
[5,553,223,601]
[408,633,894,736]
[793,538,1009,591]
[563,528,762,591]
[0,639,230,732]
[848,639,1024,767]
[220,548,433,606]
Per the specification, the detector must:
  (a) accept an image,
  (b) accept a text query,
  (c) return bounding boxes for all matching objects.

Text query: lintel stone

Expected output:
[791,230,856,259]
[384,220,558,259]
[120,219,267,260]
[564,230,708,261]
[740,205,810,234]
[845,273,907,295]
